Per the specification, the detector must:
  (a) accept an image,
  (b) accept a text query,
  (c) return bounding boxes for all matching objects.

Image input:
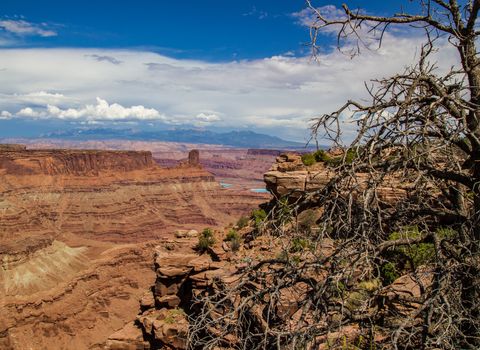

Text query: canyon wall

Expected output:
[0,146,267,349]
[0,148,153,176]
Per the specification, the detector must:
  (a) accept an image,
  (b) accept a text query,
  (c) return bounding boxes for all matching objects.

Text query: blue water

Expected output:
[220,183,233,188]
[251,188,269,193]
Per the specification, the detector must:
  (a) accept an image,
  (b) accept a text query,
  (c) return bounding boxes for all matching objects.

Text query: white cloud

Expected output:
[0,91,68,106]
[292,5,346,29]
[196,113,221,122]
[44,97,164,121]
[243,6,269,20]
[17,107,44,118]
[0,111,12,119]
[0,35,459,141]
[0,19,57,37]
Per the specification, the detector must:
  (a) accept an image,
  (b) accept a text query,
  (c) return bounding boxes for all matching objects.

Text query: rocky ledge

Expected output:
[263,153,334,198]
[105,233,234,350]
[264,152,406,202]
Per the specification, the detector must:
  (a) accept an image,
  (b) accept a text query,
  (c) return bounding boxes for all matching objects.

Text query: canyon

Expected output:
[0,146,426,349]
[2,139,282,193]
[100,152,428,350]
[0,144,270,350]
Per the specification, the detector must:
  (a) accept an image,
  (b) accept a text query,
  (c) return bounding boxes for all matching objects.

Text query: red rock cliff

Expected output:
[0,148,153,175]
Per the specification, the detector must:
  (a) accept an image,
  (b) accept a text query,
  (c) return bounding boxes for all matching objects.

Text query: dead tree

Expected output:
[306,0,480,347]
[188,1,480,349]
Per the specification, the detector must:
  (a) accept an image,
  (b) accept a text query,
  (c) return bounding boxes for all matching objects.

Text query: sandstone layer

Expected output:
[264,153,407,201]
[0,146,268,350]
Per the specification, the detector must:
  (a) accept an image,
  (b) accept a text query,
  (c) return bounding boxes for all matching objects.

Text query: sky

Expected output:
[0,0,459,142]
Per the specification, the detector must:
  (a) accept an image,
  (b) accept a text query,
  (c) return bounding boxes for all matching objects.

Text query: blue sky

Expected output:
[1,1,418,60]
[0,1,453,142]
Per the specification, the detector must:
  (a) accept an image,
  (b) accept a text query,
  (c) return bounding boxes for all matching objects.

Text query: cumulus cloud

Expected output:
[44,97,164,121]
[0,19,57,37]
[0,111,12,119]
[17,107,44,117]
[196,113,221,122]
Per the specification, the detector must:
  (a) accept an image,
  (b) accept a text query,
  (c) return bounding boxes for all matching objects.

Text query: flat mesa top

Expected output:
[0,145,150,155]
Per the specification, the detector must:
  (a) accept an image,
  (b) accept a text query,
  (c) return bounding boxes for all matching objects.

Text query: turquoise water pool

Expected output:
[220,183,233,188]
[251,188,269,193]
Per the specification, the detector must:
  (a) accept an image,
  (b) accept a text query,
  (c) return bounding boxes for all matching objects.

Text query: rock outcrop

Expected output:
[264,153,333,198]
[188,149,200,166]
[98,150,441,350]
[246,149,283,156]
[264,153,406,202]
[103,226,336,350]
[0,144,26,151]
[105,236,231,350]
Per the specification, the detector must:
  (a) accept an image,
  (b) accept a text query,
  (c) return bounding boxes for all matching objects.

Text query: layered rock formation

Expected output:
[0,146,268,350]
[1,242,156,350]
[264,153,406,201]
[110,152,430,350]
[105,233,238,350]
[264,153,333,198]
[103,225,336,349]
[0,148,153,175]
[101,151,440,350]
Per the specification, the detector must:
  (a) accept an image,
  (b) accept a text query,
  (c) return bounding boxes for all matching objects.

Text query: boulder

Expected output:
[174,230,189,238]
[152,311,188,349]
[105,322,150,350]
[156,294,181,308]
[139,291,155,310]
[157,266,192,278]
[186,229,199,238]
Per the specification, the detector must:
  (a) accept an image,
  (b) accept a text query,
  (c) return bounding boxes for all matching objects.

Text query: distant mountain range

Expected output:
[44,128,314,149]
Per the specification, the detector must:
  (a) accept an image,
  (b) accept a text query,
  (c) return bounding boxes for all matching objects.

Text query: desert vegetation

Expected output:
[187,1,480,349]
[196,228,216,253]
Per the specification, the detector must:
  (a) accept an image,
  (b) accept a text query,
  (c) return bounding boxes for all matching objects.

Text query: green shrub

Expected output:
[230,236,241,252]
[197,228,215,253]
[301,153,316,166]
[388,226,434,268]
[436,227,457,239]
[225,229,240,241]
[346,291,369,310]
[344,147,358,164]
[277,198,293,224]
[290,237,311,253]
[313,149,330,162]
[381,226,457,285]
[357,279,381,292]
[381,262,400,285]
[225,229,242,252]
[236,216,249,229]
[164,308,186,324]
[312,148,359,168]
[252,209,267,229]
